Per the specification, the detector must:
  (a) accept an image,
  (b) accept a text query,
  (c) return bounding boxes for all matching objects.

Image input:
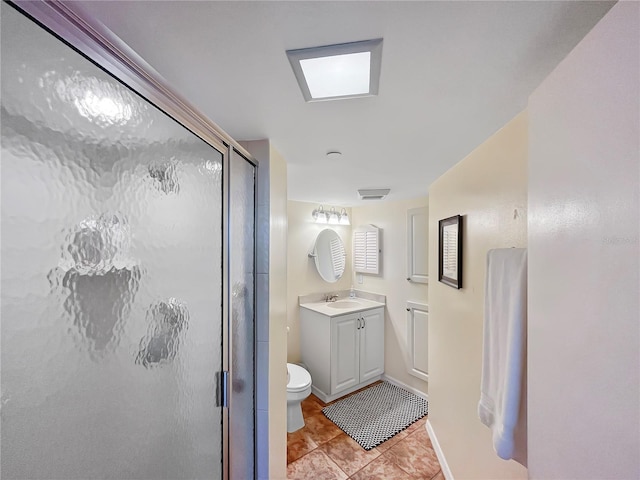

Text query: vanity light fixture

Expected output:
[328,207,340,224]
[312,205,328,224]
[312,205,350,225]
[339,208,350,225]
[286,38,383,102]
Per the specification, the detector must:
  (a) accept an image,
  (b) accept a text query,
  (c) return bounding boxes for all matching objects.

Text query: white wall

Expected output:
[528,3,639,478]
[286,201,352,363]
[351,197,429,395]
[428,111,528,479]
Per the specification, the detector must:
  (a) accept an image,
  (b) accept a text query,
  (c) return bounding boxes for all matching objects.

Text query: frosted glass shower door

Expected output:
[1,3,230,479]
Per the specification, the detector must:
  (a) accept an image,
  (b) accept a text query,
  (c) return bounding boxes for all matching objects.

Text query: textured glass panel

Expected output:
[229,151,256,478]
[1,4,223,479]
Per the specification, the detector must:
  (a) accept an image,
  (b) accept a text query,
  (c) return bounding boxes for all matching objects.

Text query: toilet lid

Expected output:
[287,363,311,393]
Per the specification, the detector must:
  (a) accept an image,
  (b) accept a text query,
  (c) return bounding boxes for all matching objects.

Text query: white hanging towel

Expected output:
[478,248,528,466]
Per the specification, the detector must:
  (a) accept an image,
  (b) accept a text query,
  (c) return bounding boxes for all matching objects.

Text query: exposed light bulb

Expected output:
[328,207,340,224]
[339,208,350,225]
[313,205,327,223]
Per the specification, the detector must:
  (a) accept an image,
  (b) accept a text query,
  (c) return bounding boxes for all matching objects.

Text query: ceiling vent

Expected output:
[358,188,390,200]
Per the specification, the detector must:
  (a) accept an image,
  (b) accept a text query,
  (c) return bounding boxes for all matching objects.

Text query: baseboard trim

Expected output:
[311,376,382,403]
[381,374,428,401]
[426,419,454,480]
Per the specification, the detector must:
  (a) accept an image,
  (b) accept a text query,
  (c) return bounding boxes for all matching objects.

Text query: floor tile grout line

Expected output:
[320,439,382,479]
[320,448,349,479]
[290,418,418,466]
[288,443,320,465]
[289,386,438,479]
[288,447,349,479]
[377,432,437,479]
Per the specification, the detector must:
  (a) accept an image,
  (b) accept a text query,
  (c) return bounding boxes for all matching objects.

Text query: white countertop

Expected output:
[299,297,385,317]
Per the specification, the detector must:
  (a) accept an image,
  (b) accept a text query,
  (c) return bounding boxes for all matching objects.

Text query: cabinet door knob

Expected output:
[356,318,361,330]
[362,318,366,329]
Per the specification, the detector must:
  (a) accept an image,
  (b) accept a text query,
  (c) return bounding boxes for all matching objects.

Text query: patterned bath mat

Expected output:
[322,381,428,450]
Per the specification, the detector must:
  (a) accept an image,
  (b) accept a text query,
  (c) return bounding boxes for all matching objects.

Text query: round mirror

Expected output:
[311,228,346,283]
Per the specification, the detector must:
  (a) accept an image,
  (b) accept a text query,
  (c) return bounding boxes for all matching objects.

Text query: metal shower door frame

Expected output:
[6,1,259,478]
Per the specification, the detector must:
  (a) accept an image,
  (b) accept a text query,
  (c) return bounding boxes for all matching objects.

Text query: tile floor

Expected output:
[287,384,443,479]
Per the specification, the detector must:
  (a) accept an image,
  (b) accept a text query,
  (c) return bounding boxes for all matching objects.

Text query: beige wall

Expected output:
[268,145,288,480]
[287,198,430,397]
[286,201,353,363]
[351,197,429,395]
[241,140,288,480]
[528,2,639,477]
[428,111,528,479]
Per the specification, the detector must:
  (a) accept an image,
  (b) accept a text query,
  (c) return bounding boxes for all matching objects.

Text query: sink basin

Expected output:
[326,300,362,309]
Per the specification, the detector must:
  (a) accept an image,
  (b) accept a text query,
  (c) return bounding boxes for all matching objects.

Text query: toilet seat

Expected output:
[287,363,311,393]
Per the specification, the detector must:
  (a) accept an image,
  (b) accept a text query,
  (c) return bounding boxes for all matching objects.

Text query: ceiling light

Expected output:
[326,151,342,159]
[287,38,383,102]
[358,188,390,200]
[302,52,370,98]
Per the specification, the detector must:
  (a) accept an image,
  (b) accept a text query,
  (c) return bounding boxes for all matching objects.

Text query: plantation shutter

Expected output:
[353,225,380,275]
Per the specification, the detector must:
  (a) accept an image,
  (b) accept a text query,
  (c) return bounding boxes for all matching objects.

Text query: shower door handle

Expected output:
[215,371,229,408]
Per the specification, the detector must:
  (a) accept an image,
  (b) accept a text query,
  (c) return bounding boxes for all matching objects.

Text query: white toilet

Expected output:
[286,363,312,433]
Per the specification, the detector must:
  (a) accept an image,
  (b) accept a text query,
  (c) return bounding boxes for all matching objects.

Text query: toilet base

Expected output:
[286,363,312,433]
[286,385,311,433]
[287,401,305,433]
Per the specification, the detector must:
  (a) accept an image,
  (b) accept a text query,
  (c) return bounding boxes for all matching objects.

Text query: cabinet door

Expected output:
[359,308,385,382]
[331,313,360,394]
[407,302,429,382]
[407,207,429,283]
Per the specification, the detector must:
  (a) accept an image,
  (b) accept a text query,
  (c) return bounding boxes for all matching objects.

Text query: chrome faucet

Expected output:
[325,294,339,302]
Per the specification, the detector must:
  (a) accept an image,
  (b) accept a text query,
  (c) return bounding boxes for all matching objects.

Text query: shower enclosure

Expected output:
[1,1,256,478]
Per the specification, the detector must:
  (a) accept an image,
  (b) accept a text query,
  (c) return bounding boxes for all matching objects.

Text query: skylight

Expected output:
[286,39,383,102]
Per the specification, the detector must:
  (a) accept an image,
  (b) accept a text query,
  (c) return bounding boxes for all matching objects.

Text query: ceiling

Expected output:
[73,1,614,206]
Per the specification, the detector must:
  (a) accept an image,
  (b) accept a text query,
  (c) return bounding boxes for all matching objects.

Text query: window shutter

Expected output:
[353,225,380,275]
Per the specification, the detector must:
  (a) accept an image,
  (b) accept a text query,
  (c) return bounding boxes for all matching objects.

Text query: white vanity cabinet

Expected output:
[300,302,385,403]
[331,308,385,393]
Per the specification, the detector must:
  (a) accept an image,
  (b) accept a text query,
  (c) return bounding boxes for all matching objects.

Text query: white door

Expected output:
[331,313,360,394]
[359,308,385,382]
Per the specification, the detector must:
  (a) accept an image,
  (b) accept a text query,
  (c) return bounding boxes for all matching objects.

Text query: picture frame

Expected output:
[438,215,462,289]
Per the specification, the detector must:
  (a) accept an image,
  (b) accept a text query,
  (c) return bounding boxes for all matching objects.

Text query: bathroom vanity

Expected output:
[299,297,385,403]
